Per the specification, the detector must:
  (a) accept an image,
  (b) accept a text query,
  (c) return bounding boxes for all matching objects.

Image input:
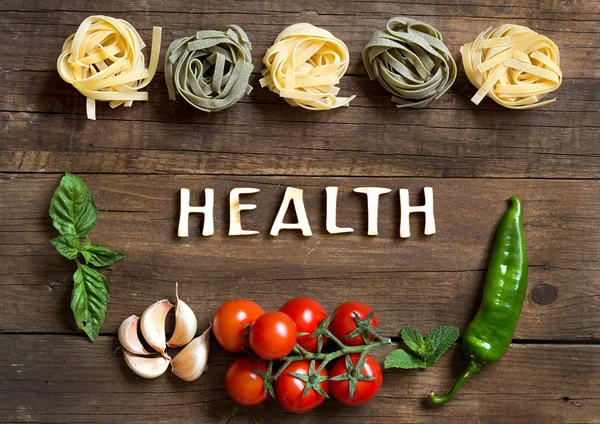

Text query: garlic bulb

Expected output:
[120,285,210,382]
[123,350,170,379]
[118,315,152,356]
[167,283,197,348]
[140,299,174,359]
[171,325,211,381]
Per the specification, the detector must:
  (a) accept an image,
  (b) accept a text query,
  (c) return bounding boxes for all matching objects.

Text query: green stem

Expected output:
[428,360,482,405]
[294,344,312,356]
[272,358,294,380]
[274,339,391,378]
[324,330,348,350]
[288,339,390,361]
[264,337,391,398]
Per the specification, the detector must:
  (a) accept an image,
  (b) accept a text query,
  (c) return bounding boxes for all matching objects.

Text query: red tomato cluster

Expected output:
[214,298,384,414]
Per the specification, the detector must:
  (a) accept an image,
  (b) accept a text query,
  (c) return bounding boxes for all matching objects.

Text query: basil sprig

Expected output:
[49,173,125,341]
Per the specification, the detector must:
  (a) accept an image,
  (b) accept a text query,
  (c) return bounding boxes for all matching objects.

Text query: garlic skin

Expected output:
[171,326,211,382]
[167,283,197,348]
[140,299,174,359]
[123,350,170,379]
[118,315,152,356]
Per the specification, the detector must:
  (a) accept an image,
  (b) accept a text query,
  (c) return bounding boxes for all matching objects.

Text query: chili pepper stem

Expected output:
[428,360,481,405]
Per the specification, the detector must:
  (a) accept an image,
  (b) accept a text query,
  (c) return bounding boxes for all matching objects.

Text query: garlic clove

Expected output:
[123,350,170,379]
[167,283,197,348]
[118,315,152,356]
[171,325,211,382]
[140,299,174,359]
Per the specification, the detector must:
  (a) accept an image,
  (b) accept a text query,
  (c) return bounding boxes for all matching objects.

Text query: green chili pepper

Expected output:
[428,196,528,404]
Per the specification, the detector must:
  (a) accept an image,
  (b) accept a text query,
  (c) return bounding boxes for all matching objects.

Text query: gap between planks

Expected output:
[1,332,598,346]
[1,172,599,181]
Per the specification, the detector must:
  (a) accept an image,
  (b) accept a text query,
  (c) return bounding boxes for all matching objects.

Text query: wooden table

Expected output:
[1,1,599,423]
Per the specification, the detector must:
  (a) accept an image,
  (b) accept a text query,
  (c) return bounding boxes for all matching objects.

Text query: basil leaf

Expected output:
[49,173,97,237]
[71,264,110,341]
[50,234,80,260]
[80,242,126,267]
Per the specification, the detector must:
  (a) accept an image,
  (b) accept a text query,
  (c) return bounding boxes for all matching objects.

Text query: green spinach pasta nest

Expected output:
[363,17,457,108]
[165,25,253,112]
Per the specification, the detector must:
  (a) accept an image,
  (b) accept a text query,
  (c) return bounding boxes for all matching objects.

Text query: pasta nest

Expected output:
[362,17,457,108]
[57,15,161,120]
[260,23,355,110]
[461,24,562,109]
[165,25,254,112]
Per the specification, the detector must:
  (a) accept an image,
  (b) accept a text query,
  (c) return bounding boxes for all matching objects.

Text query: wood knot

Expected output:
[227,414,255,424]
[532,284,557,305]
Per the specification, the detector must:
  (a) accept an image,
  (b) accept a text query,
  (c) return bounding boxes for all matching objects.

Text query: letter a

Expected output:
[270,187,312,236]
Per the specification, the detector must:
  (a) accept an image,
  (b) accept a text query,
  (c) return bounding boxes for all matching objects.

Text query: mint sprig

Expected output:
[49,173,125,341]
[384,326,459,369]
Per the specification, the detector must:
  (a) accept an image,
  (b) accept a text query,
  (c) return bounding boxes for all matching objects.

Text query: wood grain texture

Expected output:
[1,336,598,424]
[0,0,598,178]
[0,174,598,340]
[1,0,599,422]
[1,75,599,178]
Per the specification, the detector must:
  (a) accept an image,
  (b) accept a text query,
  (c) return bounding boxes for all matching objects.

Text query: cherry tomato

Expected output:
[329,301,379,346]
[329,353,383,406]
[225,356,270,406]
[213,299,264,352]
[249,312,297,360]
[275,360,329,413]
[279,297,327,352]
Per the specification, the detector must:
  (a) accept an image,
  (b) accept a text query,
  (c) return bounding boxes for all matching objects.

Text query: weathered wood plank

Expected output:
[0,174,598,339]
[1,74,599,178]
[0,2,598,76]
[1,2,597,178]
[0,335,597,423]
[3,0,599,17]
[1,1,599,422]
[2,268,598,341]
[2,72,598,113]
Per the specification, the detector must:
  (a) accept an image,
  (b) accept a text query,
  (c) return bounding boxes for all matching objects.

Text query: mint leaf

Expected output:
[71,263,110,341]
[50,234,80,260]
[384,349,427,369]
[401,327,425,354]
[424,326,459,366]
[49,173,97,238]
[388,326,460,370]
[80,242,126,267]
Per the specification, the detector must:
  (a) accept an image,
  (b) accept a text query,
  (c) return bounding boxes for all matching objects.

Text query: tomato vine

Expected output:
[250,311,391,399]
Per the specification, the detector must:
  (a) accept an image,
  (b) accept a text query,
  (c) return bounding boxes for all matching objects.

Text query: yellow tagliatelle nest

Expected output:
[260,23,355,110]
[461,24,562,109]
[57,15,162,120]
